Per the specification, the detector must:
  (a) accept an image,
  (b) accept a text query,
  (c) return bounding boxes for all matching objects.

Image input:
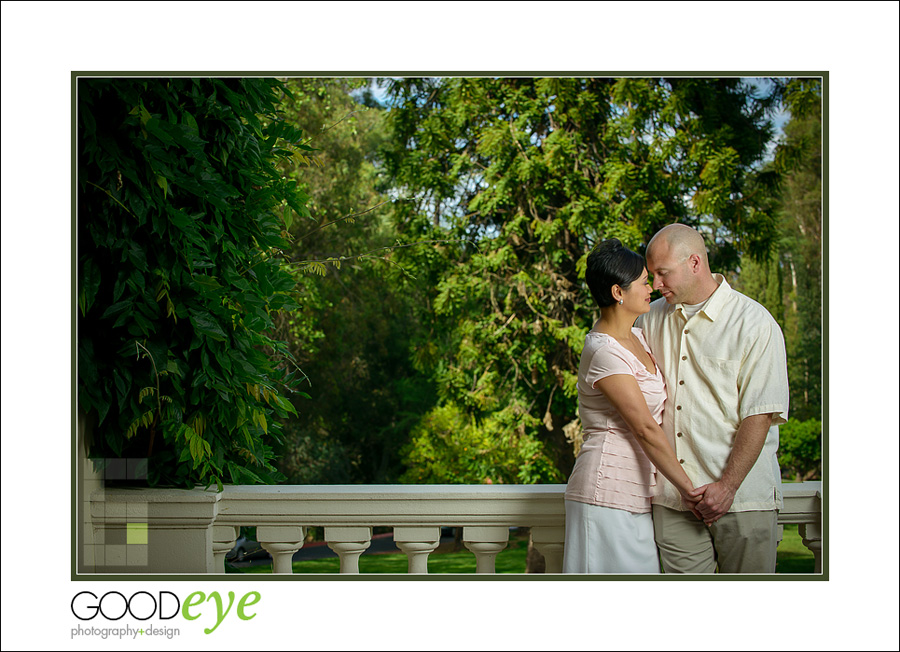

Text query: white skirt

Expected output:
[562,499,661,574]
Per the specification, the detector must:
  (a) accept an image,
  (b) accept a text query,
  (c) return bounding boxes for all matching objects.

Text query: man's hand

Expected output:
[694,481,736,524]
[691,414,774,524]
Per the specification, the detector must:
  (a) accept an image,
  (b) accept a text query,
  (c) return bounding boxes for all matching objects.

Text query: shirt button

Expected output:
[677,432,683,437]
[681,355,687,361]
[676,405,682,411]
[679,459,685,464]
[684,330,690,335]
[679,380,684,385]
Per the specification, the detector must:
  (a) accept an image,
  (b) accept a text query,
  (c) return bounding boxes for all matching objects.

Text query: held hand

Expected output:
[694,481,736,524]
[680,485,705,521]
[685,485,705,502]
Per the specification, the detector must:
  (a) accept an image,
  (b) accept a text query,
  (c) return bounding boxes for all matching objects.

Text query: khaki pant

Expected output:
[652,505,780,573]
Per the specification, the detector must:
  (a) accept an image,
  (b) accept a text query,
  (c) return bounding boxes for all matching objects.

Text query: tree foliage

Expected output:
[266,78,437,484]
[382,77,783,479]
[76,75,821,491]
[78,78,310,488]
[777,418,821,481]
[736,78,822,422]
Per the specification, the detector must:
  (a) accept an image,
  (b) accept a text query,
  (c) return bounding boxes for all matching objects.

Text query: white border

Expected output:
[3,1,898,649]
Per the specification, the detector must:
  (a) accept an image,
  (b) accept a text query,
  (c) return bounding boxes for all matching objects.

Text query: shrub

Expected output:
[778,418,821,481]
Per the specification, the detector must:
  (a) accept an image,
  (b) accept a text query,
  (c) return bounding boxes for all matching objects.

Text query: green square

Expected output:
[127,522,148,545]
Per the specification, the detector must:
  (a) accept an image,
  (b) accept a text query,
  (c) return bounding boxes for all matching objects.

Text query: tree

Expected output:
[777,418,821,482]
[78,78,310,488]
[382,77,783,480]
[735,78,822,424]
[776,80,822,423]
[268,78,436,484]
[731,78,822,480]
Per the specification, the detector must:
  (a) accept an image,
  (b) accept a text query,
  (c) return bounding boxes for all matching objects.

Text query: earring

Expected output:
[618,299,623,305]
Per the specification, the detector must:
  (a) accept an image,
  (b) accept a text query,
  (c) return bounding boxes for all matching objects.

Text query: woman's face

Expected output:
[620,267,653,314]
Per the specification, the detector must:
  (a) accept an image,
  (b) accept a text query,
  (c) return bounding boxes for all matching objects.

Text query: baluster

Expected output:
[799,522,822,574]
[463,526,509,573]
[212,525,240,573]
[325,526,372,574]
[531,526,566,573]
[394,527,440,574]
[258,526,305,574]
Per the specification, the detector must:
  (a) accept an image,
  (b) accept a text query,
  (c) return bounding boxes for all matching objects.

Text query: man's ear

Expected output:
[687,253,701,273]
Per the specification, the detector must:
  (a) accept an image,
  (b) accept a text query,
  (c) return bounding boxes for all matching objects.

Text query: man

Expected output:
[638,224,789,573]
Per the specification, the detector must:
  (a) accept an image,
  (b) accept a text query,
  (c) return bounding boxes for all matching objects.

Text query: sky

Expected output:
[2,2,898,651]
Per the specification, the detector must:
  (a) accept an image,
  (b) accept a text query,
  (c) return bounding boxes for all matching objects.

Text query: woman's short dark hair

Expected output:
[584,239,645,308]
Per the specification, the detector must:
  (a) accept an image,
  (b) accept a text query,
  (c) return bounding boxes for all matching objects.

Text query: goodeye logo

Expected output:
[70,590,261,638]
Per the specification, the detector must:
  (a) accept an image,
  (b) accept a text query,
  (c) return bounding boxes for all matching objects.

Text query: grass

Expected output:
[229,524,815,575]
[775,524,817,574]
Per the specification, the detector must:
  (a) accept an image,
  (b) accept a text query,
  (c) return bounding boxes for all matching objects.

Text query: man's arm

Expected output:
[693,413,774,523]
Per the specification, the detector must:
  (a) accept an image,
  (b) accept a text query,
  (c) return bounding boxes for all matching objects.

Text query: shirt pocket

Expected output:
[696,355,740,418]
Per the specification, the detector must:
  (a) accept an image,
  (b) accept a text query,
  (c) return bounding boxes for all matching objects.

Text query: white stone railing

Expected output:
[87,482,822,575]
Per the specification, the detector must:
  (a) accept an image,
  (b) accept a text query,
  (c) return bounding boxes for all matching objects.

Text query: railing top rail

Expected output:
[781,481,822,497]
[220,484,570,500]
[92,481,821,504]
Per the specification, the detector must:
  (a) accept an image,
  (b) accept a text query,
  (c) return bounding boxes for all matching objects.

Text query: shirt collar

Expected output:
[673,274,732,321]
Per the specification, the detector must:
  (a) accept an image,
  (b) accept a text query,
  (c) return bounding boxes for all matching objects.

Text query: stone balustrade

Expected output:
[87,482,822,575]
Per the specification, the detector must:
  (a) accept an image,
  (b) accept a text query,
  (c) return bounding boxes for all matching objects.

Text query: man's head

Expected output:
[645,224,716,305]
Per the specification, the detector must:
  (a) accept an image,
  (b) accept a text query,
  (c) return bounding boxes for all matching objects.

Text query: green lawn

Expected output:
[229,524,814,575]
[775,524,817,574]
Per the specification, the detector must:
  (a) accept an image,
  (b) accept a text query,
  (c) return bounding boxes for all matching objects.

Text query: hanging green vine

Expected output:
[78,77,312,488]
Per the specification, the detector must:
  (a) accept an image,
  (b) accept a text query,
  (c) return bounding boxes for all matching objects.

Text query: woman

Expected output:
[562,239,703,573]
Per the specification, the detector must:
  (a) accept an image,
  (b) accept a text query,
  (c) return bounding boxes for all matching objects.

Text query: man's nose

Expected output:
[652,276,662,290]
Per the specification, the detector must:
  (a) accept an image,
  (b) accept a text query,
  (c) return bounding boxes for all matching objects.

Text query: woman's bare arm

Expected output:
[595,373,701,503]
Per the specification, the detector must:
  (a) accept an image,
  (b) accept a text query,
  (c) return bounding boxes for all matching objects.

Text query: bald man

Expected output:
[637,224,789,573]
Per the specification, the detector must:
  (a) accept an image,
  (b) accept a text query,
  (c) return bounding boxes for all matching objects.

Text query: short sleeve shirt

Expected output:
[565,328,666,513]
[637,275,789,512]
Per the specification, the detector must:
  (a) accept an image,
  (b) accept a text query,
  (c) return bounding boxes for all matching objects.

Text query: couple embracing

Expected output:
[562,224,789,574]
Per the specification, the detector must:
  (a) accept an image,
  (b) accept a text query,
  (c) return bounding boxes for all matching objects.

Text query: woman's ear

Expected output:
[611,285,622,302]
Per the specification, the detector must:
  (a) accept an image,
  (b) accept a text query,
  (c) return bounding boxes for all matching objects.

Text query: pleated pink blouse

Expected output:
[564,328,666,514]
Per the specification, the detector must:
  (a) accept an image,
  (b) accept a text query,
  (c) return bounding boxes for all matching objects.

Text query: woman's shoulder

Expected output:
[584,331,617,354]
[631,327,651,350]
[582,331,634,369]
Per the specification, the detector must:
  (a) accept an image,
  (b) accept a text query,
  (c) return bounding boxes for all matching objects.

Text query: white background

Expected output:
[2,1,898,650]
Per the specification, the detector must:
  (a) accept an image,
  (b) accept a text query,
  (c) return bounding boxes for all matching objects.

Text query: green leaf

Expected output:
[189,434,202,464]
[167,208,194,230]
[274,394,297,416]
[193,275,223,294]
[183,110,199,133]
[189,310,228,341]
[79,258,101,316]
[101,299,133,320]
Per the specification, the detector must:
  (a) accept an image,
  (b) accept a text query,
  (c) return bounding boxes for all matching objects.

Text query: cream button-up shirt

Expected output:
[637,275,789,512]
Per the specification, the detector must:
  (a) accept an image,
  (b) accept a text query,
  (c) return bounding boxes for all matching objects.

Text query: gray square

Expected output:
[127,458,148,480]
[105,458,127,480]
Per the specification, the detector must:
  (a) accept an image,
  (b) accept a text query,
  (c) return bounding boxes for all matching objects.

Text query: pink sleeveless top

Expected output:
[564,328,666,513]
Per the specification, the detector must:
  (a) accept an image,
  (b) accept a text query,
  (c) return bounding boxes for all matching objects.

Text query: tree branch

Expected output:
[297,199,393,241]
